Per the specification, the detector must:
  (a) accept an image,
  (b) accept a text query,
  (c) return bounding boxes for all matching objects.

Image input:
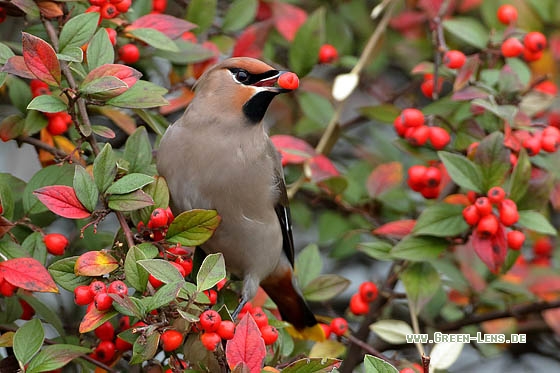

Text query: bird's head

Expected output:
[193,57,299,124]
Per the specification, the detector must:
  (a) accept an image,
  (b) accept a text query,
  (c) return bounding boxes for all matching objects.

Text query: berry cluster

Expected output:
[85,0,131,22]
[137,207,175,242]
[349,281,378,316]
[497,5,547,62]
[518,126,560,157]
[238,303,279,346]
[44,233,69,256]
[462,187,522,248]
[197,310,236,351]
[407,164,443,199]
[74,279,128,311]
[31,80,73,136]
[394,108,450,150]
[318,44,338,64]
[89,316,133,363]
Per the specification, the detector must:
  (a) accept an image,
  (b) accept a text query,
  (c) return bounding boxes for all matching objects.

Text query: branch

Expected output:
[115,208,136,249]
[438,299,560,332]
[346,333,396,365]
[17,136,68,159]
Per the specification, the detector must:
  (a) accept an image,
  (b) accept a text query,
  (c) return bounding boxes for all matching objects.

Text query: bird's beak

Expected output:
[253,71,296,93]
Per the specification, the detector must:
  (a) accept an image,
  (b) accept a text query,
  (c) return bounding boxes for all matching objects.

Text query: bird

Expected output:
[157,57,324,341]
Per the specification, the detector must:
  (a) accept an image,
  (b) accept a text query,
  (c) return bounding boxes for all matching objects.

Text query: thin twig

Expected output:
[17,136,68,159]
[116,207,136,249]
[346,333,395,365]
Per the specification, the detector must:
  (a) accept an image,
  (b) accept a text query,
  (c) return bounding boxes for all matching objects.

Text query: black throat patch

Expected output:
[242,91,278,124]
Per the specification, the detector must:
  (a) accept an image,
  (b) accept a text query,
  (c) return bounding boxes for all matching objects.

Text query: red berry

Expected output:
[88,0,105,6]
[94,292,113,311]
[30,80,50,97]
[318,44,338,64]
[394,116,406,137]
[477,214,499,238]
[200,331,221,351]
[407,165,427,192]
[118,44,140,64]
[105,28,117,46]
[47,115,69,136]
[319,323,331,339]
[74,285,94,305]
[278,72,299,90]
[524,32,547,53]
[217,320,235,340]
[0,7,5,24]
[200,310,222,332]
[535,81,558,96]
[330,317,348,336]
[152,0,166,12]
[44,233,68,255]
[89,281,107,296]
[119,315,131,331]
[0,280,17,297]
[172,261,187,277]
[533,237,553,257]
[260,325,278,345]
[107,280,128,297]
[94,341,116,363]
[406,125,430,146]
[474,197,492,216]
[443,50,466,69]
[161,330,184,352]
[100,3,119,19]
[251,307,269,328]
[148,274,164,289]
[115,0,131,12]
[466,191,478,204]
[429,126,450,150]
[204,289,218,305]
[216,278,227,291]
[499,199,519,226]
[523,136,541,156]
[400,368,416,373]
[462,205,480,226]
[501,37,523,57]
[150,207,168,228]
[541,133,560,153]
[523,47,543,62]
[349,293,370,315]
[497,4,518,24]
[19,299,35,320]
[420,186,439,199]
[507,230,525,250]
[420,78,435,98]
[401,108,424,127]
[95,321,115,341]
[115,336,133,351]
[175,257,193,276]
[181,31,197,43]
[358,281,378,303]
[165,207,175,224]
[424,166,441,188]
[487,186,506,204]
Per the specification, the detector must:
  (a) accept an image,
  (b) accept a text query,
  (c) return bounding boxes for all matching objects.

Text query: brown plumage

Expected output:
[157,57,323,339]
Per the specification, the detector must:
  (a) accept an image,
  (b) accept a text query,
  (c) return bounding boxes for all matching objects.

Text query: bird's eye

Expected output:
[235,70,249,82]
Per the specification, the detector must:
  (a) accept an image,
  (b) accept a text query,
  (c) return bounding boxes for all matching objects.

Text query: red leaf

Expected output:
[366,161,403,198]
[226,313,266,373]
[0,257,58,293]
[373,220,416,239]
[232,22,273,59]
[270,135,315,166]
[308,154,339,182]
[457,0,483,13]
[74,251,119,276]
[83,64,142,97]
[22,32,61,86]
[528,276,560,299]
[453,55,479,92]
[33,185,91,219]
[271,2,307,42]
[468,223,507,273]
[129,14,196,39]
[0,56,35,79]
[390,11,427,37]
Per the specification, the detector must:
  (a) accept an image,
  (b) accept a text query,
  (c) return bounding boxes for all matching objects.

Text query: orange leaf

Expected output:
[38,128,56,167]
[75,251,119,276]
[79,307,118,333]
[366,162,403,198]
[443,193,471,205]
[159,87,194,116]
[226,313,266,373]
[0,257,58,293]
[33,185,91,219]
[37,1,63,18]
[373,220,416,239]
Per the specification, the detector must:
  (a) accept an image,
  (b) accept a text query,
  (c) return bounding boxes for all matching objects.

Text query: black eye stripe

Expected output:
[228,68,279,85]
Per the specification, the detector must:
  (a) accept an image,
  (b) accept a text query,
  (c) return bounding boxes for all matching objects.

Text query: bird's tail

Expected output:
[261,270,325,342]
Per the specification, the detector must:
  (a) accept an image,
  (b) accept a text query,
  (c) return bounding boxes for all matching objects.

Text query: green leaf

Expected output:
[294,244,322,288]
[506,58,531,88]
[442,17,489,49]
[107,80,168,109]
[80,77,128,96]
[23,163,75,215]
[93,143,117,194]
[73,165,98,212]
[124,245,150,291]
[147,281,182,310]
[413,203,468,237]
[0,297,22,324]
[438,151,484,192]
[111,295,145,319]
[302,274,350,302]
[357,241,394,261]
[48,257,91,292]
[0,42,15,64]
[298,91,334,126]
[7,76,32,114]
[369,320,413,345]
[58,12,99,53]
[471,98,518,124]
[87,29,115,71]
[360,104,400,123]
[13,319,44,365]
[108,190,154,211]
[186,0,217,34]
[27,95,67,113]
[363,354,399,373]
[508,148,531,202]
[289,7,325,76]
[223,0,257,32]
[22,232,47,265]
[401,262,441,314]
[26,344,91,373]
[130,331,159,364]
[137,259,184,284]
[196,253,226,292]
[106,173,154,195]
[124,126,152,174]
[0,240,29,259]
[474,132,510,191]
[24,110,48,137]
[391,236,448,261]
[128,28,178,52]
[57,47,83,63]
[154,40,216,64]
[18,293,65,337]
[518,211,557,235]
[282,357,342,372]
[144,176,169,209]
[166,209,221,246]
